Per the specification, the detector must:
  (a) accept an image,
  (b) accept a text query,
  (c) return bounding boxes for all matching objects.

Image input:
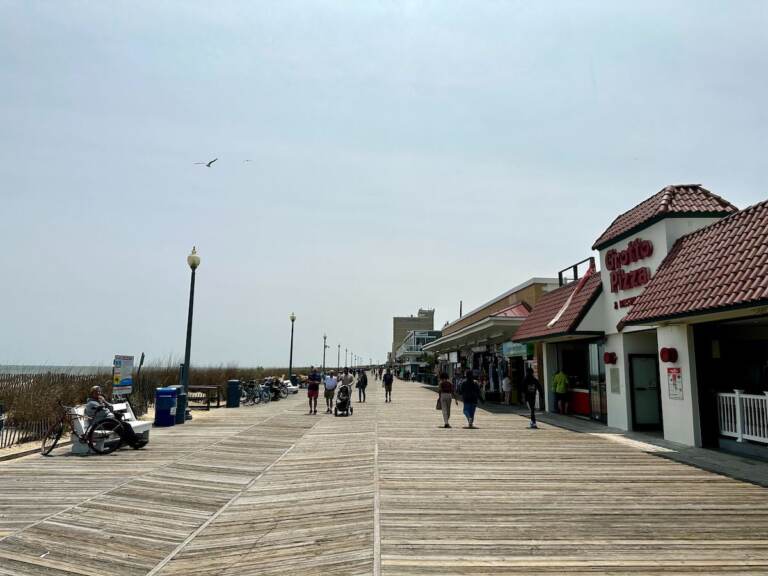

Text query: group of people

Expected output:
[436,368,543,429]
[305,366,394,414]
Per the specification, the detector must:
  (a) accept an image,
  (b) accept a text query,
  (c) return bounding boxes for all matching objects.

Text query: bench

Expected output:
[189,386,222,410]
[70,401,151,455]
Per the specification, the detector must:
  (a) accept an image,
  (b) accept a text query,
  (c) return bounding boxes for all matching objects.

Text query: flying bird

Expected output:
[194,158,218,167]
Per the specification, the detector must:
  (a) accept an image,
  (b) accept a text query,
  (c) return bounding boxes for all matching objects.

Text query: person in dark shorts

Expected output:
[307,366,321,415]
[383,369,394,403]
[356,369,368,402]
[523,368,543,429]
[461,370,480,428]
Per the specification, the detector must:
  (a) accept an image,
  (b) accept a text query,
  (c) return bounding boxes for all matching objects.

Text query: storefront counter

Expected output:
[571,388,591,416]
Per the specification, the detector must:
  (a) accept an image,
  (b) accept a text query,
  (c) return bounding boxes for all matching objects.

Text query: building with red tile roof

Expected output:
[592,184,737,251]
[514,274,603,342]
[621,200,768,326]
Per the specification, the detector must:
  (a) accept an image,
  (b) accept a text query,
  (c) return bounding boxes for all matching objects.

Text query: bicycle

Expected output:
[41,401,142,456]
[239,380,263,406]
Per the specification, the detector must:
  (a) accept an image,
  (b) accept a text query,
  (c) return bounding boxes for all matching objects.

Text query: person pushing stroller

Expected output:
[334,378,353,417]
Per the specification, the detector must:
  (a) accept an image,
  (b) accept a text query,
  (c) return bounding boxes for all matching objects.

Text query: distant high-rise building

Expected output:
[391,308,434,360]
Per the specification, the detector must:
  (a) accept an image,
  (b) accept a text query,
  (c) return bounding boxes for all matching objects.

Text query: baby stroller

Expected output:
[334,383,353,417]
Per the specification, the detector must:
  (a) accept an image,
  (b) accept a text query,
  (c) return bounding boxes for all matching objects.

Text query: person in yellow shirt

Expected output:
[553,370,569,414]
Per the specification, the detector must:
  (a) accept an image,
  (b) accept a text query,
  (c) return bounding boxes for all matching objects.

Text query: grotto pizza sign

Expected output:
[606,238,654,307]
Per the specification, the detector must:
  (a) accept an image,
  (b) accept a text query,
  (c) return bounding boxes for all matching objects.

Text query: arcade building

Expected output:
[515,184,768,455]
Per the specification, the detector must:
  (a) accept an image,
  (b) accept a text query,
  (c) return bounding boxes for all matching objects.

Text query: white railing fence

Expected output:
[717,390,768,444]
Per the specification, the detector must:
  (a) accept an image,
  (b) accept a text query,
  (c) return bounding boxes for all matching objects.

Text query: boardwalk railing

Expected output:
[717,390,768,444]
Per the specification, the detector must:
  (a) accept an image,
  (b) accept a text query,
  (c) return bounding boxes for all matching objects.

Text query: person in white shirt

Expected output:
[324,371,338,414]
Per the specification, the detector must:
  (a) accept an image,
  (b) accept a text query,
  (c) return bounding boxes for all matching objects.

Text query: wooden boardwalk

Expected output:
[1,379,767,575]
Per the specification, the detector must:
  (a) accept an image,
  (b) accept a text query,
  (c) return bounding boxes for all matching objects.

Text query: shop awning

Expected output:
[423,303,530,353]
[513,273,604,342]
[622,199,768,326]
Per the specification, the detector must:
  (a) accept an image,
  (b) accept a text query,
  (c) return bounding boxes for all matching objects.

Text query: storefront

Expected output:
[515,184,744,444]
[424,278,560,401]
[620,198,768,455]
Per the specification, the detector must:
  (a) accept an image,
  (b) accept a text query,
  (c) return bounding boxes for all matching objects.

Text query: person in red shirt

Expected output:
[307,367,321,415]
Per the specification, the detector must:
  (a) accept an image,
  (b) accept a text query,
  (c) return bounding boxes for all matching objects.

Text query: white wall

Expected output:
[541,342,556,412]
[657,324,702,446]
[606,333,630,430]
[599,220,669,334]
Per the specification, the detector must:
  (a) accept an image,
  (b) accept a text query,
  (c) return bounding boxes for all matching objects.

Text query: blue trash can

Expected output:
[226,379,241,408]
[154,387,178,427]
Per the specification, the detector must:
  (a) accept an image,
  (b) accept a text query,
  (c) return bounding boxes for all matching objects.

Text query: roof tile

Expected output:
[624,200,768,325]
[514,274,603,341]
[592,184,736,250]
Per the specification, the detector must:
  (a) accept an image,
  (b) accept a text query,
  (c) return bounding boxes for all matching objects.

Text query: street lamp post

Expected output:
[322,334,329,377]
[180,246,201,424]
[337,344,341,370]
[345,348,348,368]
[288,313,296,383]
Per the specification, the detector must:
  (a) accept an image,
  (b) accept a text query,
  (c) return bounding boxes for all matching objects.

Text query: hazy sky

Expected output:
[2,1,767,367]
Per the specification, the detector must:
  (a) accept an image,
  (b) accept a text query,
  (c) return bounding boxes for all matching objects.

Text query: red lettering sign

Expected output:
[605,239,653,271]
[606,238,654,294]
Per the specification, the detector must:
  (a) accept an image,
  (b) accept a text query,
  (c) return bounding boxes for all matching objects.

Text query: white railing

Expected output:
[717,390,768,444]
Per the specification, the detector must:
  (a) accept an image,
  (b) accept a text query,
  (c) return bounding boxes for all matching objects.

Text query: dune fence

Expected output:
[0,365,310,449]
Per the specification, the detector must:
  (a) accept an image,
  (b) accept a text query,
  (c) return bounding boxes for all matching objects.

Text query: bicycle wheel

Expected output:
[41,421,64,456]
[252,390,262,405]
[262,389,271,403]
[88,418,124,455]
[279,386,288,399]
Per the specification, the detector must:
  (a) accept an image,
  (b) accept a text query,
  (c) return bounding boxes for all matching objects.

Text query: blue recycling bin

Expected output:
[226,379,241,408]
[154,387,178,427]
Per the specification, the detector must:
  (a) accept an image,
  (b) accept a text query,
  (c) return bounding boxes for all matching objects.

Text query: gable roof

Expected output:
[592,184,737,251]
[492,302,531,319]
[623,200,768,326]
[514,274,603,342]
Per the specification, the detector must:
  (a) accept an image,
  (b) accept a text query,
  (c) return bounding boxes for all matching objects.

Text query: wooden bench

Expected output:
[188,386,222,410]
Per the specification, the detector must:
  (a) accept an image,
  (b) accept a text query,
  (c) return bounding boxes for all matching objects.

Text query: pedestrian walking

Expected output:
[340,367,354,390]
[356,369,368,402]
[437,372,458,428]
[523,367,543,429]
[479,370,488,403]
[383,369,394,403]
[502,375,512,405]
[461,370,480,428]
[307,366,321,415]
[324,370,338,414]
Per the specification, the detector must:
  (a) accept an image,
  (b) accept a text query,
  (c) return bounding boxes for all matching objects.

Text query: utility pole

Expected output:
[337,344,341,370]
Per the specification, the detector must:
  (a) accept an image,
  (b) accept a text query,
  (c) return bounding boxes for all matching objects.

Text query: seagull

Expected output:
[194,158,218,167]
[243,159,252,163]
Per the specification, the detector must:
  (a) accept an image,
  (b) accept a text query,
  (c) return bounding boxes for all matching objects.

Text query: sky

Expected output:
[1,1,767,367]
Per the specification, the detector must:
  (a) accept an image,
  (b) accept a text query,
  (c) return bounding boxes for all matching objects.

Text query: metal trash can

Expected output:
[226,379,241,408]
[154,387,177,427]
[173,385,188,424]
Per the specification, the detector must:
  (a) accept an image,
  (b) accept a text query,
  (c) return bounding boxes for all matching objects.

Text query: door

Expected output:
[629,354,662,430]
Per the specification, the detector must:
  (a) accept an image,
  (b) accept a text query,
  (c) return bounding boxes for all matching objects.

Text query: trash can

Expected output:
[226,379,241,408]
[154,387,177,427]
[174,385,188,424]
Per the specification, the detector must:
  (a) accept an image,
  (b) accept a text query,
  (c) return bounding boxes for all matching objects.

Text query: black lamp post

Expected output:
[288,312,296,383]
[345,348,348,368]
[337,344,341,370]
[179,246,200,424]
